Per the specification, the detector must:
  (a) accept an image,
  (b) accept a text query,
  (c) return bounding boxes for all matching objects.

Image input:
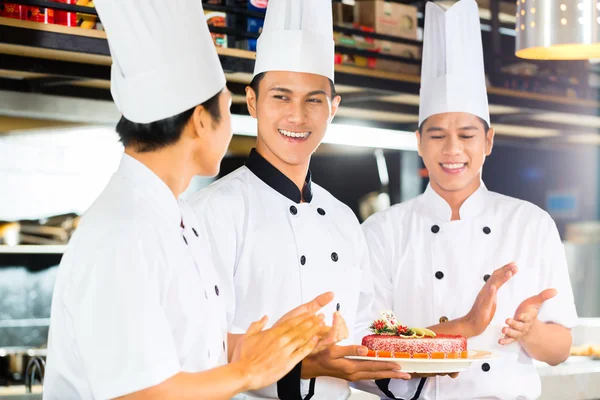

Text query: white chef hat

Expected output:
[418,0,490,126]
[94,0,226,124]
[253,0,335,82]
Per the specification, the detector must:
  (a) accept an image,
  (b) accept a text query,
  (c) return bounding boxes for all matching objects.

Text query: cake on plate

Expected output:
[362,311,467,359]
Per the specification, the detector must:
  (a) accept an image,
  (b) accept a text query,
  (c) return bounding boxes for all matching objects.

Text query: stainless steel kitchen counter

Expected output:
[538,357,600,400]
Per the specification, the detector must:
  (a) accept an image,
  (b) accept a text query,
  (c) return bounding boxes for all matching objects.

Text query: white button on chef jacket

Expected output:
[189,149,375,400]
[44,154,228,400]
[354,182,578,400]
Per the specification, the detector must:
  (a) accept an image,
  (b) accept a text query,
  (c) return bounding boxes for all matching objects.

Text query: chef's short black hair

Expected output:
[115,89,222,152]
[418,116,490,135]
[249,72,337,99]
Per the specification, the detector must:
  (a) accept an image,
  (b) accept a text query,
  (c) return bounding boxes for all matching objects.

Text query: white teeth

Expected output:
[279,129,310,138]
[442,163,466,170]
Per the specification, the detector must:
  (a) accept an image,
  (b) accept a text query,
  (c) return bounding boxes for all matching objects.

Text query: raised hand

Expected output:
[499,288,557,346]
[462,262,518,338]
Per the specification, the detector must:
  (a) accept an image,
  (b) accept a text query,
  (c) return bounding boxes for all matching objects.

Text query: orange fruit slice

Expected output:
[413,353,429,359]
[378,351,392,358]
[394,352,410,358]
[461,351,468,359]
[447,352,460,359]
[431,352,446,359]
[367,350,377,357]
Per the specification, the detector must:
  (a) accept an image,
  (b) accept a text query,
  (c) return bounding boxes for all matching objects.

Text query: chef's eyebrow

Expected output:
[269,87,293,93]
[426,126,445,133]
[269,87,328,97]
[306,90,328,96]
[460,125,480,131]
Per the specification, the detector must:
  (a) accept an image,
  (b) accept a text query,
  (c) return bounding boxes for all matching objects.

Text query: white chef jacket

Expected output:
[43,154,228,400]
[189,149,375,400]
[354,182,578,400]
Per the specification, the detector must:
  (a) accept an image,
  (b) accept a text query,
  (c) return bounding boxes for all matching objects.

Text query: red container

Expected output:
[27,6,54,24]
[0,3,28,20]
[53,0,77,27]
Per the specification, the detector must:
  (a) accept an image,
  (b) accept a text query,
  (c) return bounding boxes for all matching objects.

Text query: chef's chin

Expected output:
[431,169,480,193]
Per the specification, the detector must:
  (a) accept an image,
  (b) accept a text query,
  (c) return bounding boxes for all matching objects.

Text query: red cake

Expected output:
[362,312,468,359]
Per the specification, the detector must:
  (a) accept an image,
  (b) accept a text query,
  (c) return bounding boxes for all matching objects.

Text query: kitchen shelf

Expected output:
[0,245,66,254]
[0,16,599,142]
[0,245,64,270]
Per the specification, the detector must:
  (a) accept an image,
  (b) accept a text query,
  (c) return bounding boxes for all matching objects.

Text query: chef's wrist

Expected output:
[300,354,319,379]
[228,360,254,392]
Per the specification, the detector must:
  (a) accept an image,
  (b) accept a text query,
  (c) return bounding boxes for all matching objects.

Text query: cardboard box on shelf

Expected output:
[354,0,418,40]
[205,11,228,48]
[334,25,421,76]
[333,2,354,25]
[373,39,421,75]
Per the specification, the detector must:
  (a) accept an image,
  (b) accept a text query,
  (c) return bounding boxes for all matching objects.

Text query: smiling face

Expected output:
[417,112,494,196]
[246,71,341,171]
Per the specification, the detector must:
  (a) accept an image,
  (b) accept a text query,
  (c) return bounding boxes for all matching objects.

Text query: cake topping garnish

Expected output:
[369,311,436,337]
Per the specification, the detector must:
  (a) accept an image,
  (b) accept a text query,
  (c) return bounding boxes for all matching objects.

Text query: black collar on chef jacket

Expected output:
[245,148,313,204]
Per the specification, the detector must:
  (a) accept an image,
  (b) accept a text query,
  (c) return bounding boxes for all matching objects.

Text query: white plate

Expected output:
[346,350,499,374]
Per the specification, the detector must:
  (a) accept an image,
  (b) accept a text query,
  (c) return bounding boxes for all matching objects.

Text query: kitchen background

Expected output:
[0,0,599,398]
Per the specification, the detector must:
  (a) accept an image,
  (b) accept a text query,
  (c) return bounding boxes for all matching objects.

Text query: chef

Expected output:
[355,1,578,399]
[43,1,334,399]
[189,0,410,399]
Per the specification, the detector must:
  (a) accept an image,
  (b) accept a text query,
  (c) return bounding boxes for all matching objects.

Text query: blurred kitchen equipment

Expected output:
[0,348,46,384]
[564,221,600,318]
[25,356,45,393]
[359,149,391,221]
[0,214,80,246]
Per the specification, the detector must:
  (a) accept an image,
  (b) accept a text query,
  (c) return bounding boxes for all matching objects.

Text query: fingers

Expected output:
[328,345,370,358]
[505,318,526,332]
[501,326,521,339]
[516,313,533,323]
[246,316,268,335]
[284,315,327,349]
[289,335,321,367]
[331,312,349,342]
[311,313,348,355]
[351,370,412,381]
[449,372,460,379]
[499,336,517,345]
[488,262,518,290]
[278,292,334,324]
[269,313,325,346]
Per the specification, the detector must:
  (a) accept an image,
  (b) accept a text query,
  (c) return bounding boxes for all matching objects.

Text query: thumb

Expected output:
[246,315,268,335]
[523,288,557,309]
[278,292,334,324]
[538,288,558,303]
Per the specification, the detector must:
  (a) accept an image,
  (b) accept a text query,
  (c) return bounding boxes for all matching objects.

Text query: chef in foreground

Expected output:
[43,1,334,399]
[189,0,411,398]
[355,1,578,399]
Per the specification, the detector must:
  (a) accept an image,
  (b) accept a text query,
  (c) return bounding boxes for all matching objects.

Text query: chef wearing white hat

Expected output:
[354,1,578,399]
[189,0,411,399]
[43,1,334,399]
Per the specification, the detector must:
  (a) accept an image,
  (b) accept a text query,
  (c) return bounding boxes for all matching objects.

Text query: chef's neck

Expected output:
[255,141,310,202]
[125,147,194,199]
[430,176,482,221]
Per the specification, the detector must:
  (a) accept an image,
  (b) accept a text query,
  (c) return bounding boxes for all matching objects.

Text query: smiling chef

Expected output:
[188,0,412,399]
[354,0,578,399]
[42,1,335,399]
